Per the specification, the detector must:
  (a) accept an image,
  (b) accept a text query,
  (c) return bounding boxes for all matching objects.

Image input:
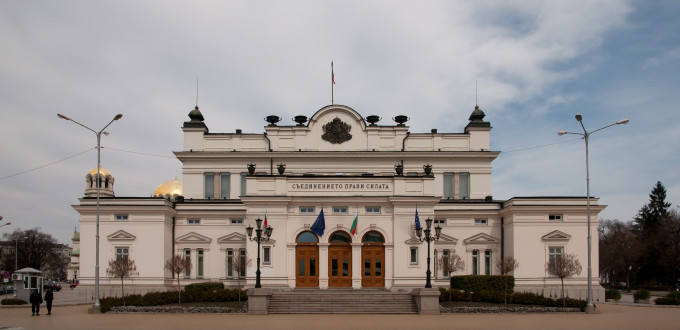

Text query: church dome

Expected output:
[153,177,183,198]
[89,166,112,177]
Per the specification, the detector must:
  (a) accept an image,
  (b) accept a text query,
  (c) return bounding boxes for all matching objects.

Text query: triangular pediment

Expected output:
[542,230,572,241]
[435,233,458,245]
[404,237,423,245]
[217,232,246,244]
[464,233,499,245]
[107,230,136,241]
[176,232,212,244]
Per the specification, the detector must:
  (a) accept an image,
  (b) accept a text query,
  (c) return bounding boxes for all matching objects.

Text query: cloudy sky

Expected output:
[1,0,679,245]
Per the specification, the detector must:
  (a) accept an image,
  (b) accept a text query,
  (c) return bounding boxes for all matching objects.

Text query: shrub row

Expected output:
[450,275,514,293]
[184,282,224,292]
[605,289,621,301]
[633,289,651,301]
[654,291,680,305]
[101,288,247,313]
[439,288,587,310]
[1,298,27,305]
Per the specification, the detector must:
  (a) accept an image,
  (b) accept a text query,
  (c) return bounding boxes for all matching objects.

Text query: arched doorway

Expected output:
[296,231,319,287]
[328,231,352,287]
[361,231,385,287]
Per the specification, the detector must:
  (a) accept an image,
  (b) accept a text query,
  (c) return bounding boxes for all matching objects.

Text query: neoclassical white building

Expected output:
[72,104,604,301]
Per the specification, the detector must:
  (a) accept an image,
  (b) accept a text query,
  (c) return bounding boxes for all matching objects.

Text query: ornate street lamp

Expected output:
[416,217,442,288]
[246,217,273,288]
[58,113,122,310]
[558,113,629,313]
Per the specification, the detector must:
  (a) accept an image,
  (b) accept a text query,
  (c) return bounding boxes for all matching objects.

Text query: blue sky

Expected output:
[1,0,679,245]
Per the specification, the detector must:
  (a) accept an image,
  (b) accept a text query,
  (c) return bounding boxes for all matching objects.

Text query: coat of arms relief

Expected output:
[322,117,352,144]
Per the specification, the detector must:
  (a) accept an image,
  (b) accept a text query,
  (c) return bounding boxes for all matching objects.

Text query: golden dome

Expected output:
[153,177,183,197]
[89,166,112,177]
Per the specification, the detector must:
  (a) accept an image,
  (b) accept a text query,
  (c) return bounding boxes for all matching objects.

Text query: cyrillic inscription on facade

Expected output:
[290,182,391,192]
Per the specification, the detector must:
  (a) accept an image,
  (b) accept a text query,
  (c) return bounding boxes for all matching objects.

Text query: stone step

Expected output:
[268,289,418,314]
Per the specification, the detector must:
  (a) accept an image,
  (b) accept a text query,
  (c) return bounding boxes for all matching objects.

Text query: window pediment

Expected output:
[217,232,246,244]
[176,232,212,244]
[107,230,136,241]
[542,230,572,241]
[434,233,458,245]
[464,233,499,245]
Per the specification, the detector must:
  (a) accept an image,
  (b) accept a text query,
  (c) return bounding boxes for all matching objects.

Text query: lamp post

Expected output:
[416,217,442,288]
[58,113,123,310]
[558,113,629,313]
[15,236,27,272]
[246,217,273,288]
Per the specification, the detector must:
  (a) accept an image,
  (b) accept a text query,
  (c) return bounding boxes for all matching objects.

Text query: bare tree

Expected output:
[547,253,582,307]
[437,250,464,302]
[231,253,252,302]
[105,258,138,306]
[496,257,520,304]
[165,254,191,304]
[2,228,60,272]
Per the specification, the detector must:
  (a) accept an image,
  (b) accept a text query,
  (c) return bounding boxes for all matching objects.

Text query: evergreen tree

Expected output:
[634,181,671,235]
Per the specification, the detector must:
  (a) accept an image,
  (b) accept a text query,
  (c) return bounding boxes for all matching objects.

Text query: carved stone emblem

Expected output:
[322,117,352,144]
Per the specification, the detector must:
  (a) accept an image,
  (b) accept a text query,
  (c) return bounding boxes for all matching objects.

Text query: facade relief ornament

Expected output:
[322,117,352,144]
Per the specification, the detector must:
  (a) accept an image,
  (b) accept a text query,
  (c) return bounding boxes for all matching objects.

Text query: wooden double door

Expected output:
[328,244,352,287]
[295,245,319,287]
[361,245,385,287]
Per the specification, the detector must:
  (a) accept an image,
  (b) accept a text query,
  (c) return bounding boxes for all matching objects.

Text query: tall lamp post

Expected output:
[58,113,123,310]
[15,236,27,271]
[416,217,442,288]
[558,113,629,313]
[246,217,273,288]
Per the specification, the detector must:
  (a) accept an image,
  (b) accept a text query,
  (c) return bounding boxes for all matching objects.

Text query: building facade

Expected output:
[73,104,604,301]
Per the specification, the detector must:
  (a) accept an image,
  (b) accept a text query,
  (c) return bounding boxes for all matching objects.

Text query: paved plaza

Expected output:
[1,289,679,329]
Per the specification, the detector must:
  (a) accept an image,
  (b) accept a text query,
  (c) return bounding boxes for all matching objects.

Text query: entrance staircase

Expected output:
[268,289,418,314]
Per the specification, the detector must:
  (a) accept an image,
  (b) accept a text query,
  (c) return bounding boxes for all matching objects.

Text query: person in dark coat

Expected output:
[44,288,54,315]
[29,289,43,316]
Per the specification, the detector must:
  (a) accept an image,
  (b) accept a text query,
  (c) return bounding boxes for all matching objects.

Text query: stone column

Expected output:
[318,242,329,288]
[351,242,362,289]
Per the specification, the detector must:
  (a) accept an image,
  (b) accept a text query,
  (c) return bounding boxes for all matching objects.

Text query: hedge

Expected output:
[450,275,514,292]
[605,289,621,301]
[184,282,224,292]
[1,298,27,305]
[100,288,247,313]
[654,297,680,305]
[634,289,651,301]
[438,288,587,310]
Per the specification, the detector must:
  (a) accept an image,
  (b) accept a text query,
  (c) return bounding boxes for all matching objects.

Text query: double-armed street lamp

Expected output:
[246,218,273,288]
[416,217,442,288]
[58,113,123,310]
[558,113,629,313]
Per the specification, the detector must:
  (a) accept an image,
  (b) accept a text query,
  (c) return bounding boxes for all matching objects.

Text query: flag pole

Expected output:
[331,61,334,105]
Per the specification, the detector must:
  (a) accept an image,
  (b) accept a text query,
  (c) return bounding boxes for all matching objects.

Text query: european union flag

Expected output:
[311,209,325,237]
[415,209,421,229]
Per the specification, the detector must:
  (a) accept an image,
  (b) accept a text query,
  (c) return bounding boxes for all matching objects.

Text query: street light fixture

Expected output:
[558,113,629,313]
[246,217,273,288]
[416,217,442,288]
[58,113,123,310]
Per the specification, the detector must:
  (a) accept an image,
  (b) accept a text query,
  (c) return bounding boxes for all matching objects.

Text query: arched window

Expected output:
[329,231,351,243]
[296,231,318,243]
[362,231,384,243]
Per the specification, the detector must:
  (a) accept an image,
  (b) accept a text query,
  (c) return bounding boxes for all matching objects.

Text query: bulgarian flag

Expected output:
[264,208,268,228]
[350,210,358,235]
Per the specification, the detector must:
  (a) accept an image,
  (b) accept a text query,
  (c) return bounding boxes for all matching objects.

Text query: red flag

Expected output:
[264,212,268,228]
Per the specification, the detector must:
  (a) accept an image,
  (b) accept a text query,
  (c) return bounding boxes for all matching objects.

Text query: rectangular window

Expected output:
[410,247,418,265]
[230,219,243,225]
[365,206,381,214]
[227,250,233,277]
[197,249,204,278]
[472,250,479,275]
[204,174,215,198]
[240,174,247,196]
[365,259,371,276]
[310,258,316,276]
[485,250,491,275]
[443,172,454,198]
[332,259,338,276]
[442,250,450,277]
[434,219,446,225]
[220,174,231,199]
[375,259,382,276]
[343,259,349,276]
[188,219,200,224]
[333,206,348,214]
[459,173,470,199]
[115,247,129,260]
[115,214,128,221]
[240,250,246,278]
[263,246,271,265]
[549,214,563,221]
[299,259,305,276]
[474,219,487,225]
[300,206,315,214]
[548,246,564,276]
[184,249,191,277]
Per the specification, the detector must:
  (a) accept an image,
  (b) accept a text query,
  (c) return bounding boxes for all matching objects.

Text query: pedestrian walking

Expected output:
[44,288,54,315]
[29,289,43,316]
